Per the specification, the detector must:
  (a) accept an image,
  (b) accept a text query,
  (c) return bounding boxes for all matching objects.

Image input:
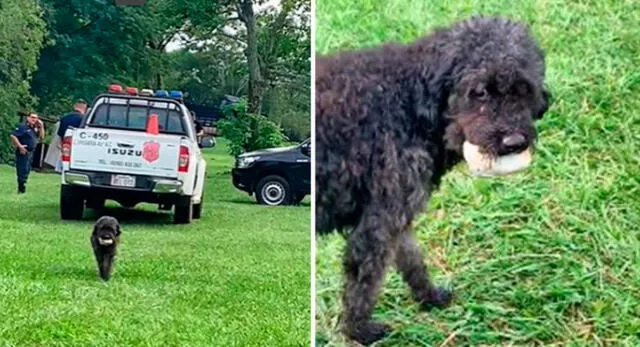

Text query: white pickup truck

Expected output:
[59,87,206,224]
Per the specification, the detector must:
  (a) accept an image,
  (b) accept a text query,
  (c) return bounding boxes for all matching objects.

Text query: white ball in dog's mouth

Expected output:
[462,141,533,177]
[98,238,114,246]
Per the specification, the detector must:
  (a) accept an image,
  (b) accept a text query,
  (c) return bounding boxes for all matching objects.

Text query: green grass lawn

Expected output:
[316,0,639,346]
[0,139,310,346]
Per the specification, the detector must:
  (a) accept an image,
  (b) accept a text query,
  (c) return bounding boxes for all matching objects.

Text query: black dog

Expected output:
[316,17,551,345]
[91,216,121,281]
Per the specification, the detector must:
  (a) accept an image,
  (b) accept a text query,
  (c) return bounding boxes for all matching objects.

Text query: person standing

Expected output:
[10,112,45,194]
[55,99,88,172]
[195,119,204,138]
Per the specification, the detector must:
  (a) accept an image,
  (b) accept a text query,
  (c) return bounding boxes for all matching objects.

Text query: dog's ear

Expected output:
[413,54,458,133]
[535,87,551,120]
[116,224,121,236]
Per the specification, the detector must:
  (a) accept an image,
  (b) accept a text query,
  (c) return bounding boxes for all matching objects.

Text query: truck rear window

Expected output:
[89,97,188,135]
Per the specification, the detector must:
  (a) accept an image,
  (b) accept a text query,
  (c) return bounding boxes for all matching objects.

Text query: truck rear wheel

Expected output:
[60,185,84,220]
[174,197,193,224]
[192,190,204,219]
[86,197,105,210]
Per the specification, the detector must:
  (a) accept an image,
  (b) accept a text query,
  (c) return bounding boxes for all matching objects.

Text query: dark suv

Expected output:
[232,139,311,205]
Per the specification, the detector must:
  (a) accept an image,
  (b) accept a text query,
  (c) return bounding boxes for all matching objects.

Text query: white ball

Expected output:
[463,141,533,177]
[98,238,114,246]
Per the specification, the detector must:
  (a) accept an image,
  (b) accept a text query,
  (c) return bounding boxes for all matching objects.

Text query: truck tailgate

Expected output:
[70,128,181,178]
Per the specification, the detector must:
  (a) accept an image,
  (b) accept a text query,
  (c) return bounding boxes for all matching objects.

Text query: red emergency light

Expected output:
[125,87,138,95]
[108,84,123,93]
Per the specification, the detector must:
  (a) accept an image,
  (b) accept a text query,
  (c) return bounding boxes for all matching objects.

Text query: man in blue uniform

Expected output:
[55,99,88,173]
[10,112,45,193]
[57,99,88,141]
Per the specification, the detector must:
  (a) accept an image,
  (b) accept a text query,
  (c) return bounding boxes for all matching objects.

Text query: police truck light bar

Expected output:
[107,85,183,99]
[140,89,154,96]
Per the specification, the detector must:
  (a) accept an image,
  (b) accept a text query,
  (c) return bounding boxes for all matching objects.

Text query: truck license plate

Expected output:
[111,175,136,187]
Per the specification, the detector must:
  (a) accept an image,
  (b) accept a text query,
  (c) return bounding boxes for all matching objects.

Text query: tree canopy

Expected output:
[0,0,46,163]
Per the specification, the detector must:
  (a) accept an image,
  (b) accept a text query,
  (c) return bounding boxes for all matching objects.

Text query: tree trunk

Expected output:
[156,72,163,90]
[239,0,262,115]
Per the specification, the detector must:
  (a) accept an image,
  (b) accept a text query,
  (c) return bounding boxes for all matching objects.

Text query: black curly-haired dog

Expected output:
[316,16,551,345]
[91,216,121,281]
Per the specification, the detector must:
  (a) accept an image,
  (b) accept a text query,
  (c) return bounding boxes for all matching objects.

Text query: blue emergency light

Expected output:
[169,91,184,99]
[155,90,169,98]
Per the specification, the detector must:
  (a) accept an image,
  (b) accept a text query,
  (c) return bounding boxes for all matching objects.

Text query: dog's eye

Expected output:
[513,81,531,96]
[468,87,488,101]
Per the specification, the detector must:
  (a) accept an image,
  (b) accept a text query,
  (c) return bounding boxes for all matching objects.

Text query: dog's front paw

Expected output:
[345,321,392,346]
[418,287,453,310]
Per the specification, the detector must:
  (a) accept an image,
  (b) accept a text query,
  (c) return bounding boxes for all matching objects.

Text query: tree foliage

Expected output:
[257,0,310,141]
[0,0,46,164]
[31,0,224,116]
[223,0,310,116]
[164,46,248,106]
[32,0,149,115]
[177,0,311,139]
[217,98,287,156]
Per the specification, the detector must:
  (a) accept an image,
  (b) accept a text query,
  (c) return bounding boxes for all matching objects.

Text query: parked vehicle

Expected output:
[59,85,207,224]
[199,135,216,148]
[232,139,311,206]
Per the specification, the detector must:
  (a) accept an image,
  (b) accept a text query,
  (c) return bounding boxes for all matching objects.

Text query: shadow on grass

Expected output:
[222,198,259,206]
[5,262,100,283]
[0,201,173,226]
[0,201,63,224]
[46,263,98,281]
[86,206,173,225]
[222,198,311,208]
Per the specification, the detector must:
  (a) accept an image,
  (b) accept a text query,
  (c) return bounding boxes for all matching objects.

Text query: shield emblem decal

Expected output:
[142,141,160,163]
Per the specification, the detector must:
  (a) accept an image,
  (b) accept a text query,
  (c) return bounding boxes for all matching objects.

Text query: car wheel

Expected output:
[60,185,84,220]
[255,175,291,206]
[174,196,193,224]
[192,190,204,219]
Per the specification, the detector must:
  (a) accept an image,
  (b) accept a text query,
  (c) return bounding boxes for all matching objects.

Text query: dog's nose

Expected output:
[502,133,527,153]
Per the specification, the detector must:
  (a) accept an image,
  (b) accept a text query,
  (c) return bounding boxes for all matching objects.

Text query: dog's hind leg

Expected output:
[341,211,394,345]
[395,232,452,310]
